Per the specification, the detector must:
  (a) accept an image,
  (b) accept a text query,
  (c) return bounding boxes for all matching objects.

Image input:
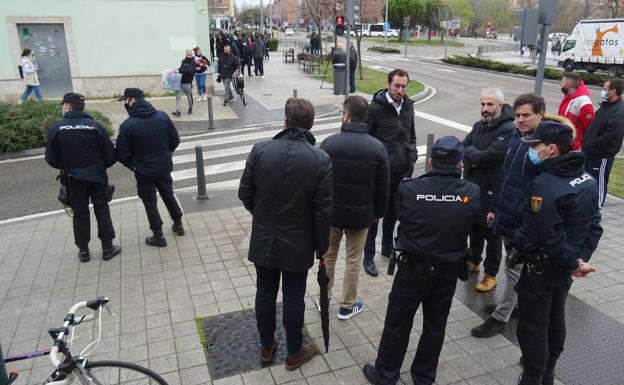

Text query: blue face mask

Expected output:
[600,89,609,102]
[528,147,544,165]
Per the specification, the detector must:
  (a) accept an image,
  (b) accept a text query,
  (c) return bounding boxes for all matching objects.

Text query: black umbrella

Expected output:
[317,255,330,353]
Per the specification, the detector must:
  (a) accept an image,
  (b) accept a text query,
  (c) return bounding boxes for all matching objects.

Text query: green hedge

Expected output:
[441,55,610,86]
[0,100,113,153]
[368,46,401,54]
[268,38,279,51]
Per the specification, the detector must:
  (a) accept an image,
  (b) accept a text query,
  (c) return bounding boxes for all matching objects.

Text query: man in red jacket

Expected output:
[558,73,595,150]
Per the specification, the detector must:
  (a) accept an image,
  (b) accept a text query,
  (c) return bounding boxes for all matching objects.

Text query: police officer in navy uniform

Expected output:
[116,88,184,247]
[363,136,481,385]
[45,93,121,262]
[513,121,602,385]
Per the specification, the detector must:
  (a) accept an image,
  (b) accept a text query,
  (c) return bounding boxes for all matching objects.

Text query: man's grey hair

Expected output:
[481,87,504,103]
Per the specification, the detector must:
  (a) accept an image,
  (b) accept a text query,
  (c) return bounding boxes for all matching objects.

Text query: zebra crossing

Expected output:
[170,115,428,192]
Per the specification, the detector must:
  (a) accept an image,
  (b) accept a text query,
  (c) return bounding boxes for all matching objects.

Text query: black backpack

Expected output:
[18,65,23,79]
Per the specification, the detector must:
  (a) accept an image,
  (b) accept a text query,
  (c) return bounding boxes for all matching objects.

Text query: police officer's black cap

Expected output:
[431,136,464,165]
[522,121,573,146]
[117,88,145,101]
[60,92,85,107]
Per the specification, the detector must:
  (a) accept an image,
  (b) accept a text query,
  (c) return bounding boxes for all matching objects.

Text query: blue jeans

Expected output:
[21,85,43,101]
[254,264,308,353]
[195,73,207,96]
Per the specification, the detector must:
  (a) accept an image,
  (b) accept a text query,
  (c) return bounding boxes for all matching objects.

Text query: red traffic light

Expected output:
[336,15,344,26]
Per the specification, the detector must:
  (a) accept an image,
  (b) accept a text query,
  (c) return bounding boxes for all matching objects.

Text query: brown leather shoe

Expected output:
[467,262,480,273]
[260,340,278,365]
[284,342,316,371]
[475,274,497,292]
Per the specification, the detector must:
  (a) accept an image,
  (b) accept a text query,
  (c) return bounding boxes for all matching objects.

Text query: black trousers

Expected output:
[469,224,502,276]
[364,181,399,263]
[516,265,573,381]
[136,173,182,232]
[375,264,458,385]
[253,57,264,76]
[254,264,308,354]
[69,179,115,249]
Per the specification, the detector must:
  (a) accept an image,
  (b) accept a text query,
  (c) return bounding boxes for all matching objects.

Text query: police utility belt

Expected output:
[507,247,550,275]
[391,251,460,276]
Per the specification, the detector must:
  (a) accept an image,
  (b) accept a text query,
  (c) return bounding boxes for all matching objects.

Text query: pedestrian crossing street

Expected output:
[171,115,428,191]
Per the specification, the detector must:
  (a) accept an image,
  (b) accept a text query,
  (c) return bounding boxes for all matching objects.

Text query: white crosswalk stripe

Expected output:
[171,116,427,188]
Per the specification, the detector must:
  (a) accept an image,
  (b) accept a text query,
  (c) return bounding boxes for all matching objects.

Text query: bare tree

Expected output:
[302,0,344,63]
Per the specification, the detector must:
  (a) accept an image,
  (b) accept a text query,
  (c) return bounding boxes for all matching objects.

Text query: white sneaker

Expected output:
[196,97,202,102]
[202,96,207,101]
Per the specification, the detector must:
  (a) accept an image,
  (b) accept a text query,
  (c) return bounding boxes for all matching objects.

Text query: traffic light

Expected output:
[336,15,345,36]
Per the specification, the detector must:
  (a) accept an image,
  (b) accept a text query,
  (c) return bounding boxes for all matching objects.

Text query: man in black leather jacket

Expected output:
[238,98,332,371]
[45,93,121,263]
[463,87,514,293]
[362,136,480,385]
[513,121,602,385]
[363,68,417,277]
[116,88,184,248]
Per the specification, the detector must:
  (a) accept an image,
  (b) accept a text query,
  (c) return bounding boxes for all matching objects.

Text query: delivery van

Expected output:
[559,18,624,76]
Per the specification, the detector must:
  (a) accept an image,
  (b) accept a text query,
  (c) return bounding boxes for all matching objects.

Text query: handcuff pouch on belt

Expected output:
[507,247,549,275]
[390,251,459,277]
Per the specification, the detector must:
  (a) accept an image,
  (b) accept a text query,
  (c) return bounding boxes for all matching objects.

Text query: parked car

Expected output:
[285,28,294,36]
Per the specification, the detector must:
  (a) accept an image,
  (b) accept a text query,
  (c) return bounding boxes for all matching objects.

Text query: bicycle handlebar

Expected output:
[49,297,111,368]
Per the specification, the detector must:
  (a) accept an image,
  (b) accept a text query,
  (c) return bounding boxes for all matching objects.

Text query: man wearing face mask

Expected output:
[513,121,602,385]
[172,49,196,117]
[582,78,624,209]
[116,88,185,247]
[363,69,417,277]
[558,73,594,151]
[462,87,514,293]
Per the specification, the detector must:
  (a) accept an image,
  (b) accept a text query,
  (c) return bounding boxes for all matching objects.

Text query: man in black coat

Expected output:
[362,136,480,385]
[217,43,240,107]
[116,88,184,248]
[238,98,332,371]
[463,87,514,292]
[320,96,390,320]
[582,78,624,208]
[172,49,195,117]
[45,93,121,263]
[363,68,417,277]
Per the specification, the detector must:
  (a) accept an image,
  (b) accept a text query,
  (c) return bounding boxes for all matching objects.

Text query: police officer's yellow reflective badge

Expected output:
[531,196,543,212]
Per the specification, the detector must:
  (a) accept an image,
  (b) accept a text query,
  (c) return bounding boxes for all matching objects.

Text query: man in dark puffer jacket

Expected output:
[320,96,390,320]
[363,68,417,277]
[238,98,332,371]
[116,88,184,248]
[463,87,514,293]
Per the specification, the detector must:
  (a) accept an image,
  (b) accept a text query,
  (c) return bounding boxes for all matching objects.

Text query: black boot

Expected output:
[78,247,90,263]
[172,220,185,236]
[102,240,121,261]
[542,374,555,385]
[188,107,193,115]
[518,373,541,385]
[146,230,167,247]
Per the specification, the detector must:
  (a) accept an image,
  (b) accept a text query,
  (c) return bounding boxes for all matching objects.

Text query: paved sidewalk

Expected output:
[2,177,624,384]
[86,57,349,136]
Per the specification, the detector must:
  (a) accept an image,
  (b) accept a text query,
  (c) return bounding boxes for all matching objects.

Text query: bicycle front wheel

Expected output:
[84,360,168,385]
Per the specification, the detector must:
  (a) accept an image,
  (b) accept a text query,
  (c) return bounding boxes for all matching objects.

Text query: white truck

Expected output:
[559,18,624,76]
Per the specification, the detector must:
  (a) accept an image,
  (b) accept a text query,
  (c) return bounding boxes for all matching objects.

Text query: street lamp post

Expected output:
[384,0,389,48]
[260,0,264,33]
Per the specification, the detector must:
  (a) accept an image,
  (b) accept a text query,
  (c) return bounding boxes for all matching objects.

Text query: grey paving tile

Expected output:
[242,367,275,385]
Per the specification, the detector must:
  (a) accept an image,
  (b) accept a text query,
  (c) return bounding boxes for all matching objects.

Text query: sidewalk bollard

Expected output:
[293,89,297,98]
[425,133,434,172]
[207,96,215,130]
[194,145,209,201]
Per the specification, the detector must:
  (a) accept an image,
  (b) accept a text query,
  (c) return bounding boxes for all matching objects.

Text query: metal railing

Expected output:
[477,42,520,57]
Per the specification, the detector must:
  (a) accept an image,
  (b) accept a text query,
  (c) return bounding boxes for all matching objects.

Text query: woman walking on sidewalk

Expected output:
[193,47,210,102]
[19,49,43,102]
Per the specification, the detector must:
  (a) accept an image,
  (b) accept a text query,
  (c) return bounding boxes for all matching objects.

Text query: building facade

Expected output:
[1,0,214,100]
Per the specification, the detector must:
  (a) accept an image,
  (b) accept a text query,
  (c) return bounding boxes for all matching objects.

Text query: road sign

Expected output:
[452,19,461,29]
[383,22,390,31]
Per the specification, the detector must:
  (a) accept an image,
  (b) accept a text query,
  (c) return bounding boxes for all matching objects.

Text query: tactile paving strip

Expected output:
[456,272,624,385]
[198,305,314,380]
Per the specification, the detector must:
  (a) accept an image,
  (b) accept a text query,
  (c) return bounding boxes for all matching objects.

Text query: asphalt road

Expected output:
[0,45,607,221]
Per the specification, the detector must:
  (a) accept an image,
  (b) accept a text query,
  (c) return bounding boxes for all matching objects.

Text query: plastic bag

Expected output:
[161,69,182,90]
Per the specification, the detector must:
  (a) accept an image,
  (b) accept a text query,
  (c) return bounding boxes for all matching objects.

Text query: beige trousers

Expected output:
[324,226,369,309]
